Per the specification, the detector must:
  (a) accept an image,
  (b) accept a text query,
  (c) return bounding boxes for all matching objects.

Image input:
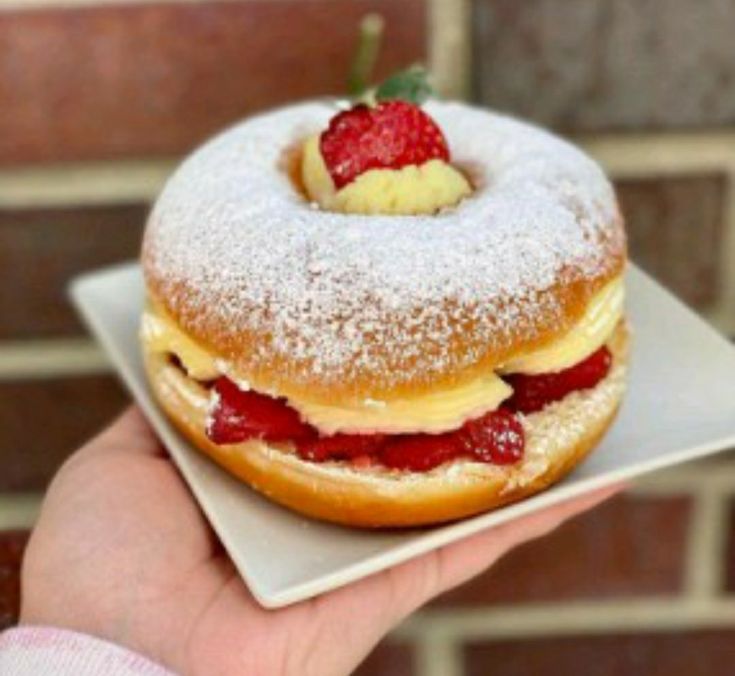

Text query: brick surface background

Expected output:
[616,174,726,309]
[354,641,415,676]
[722,499,735,594]
[0,204,147,338]
[0,0,425,165]
[464,630,735,676]
[0,532,28,630]
[433,495,691,607]
[3,1,735,675]
[472,0,735,132]
[0,376,128,491]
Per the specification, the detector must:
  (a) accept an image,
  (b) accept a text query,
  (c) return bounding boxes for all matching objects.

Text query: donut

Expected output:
[141,83,628,527]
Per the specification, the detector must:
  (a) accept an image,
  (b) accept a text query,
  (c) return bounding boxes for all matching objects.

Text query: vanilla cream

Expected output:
[296,374,512,435]
[141,309,220,381]
[499,276,624,375]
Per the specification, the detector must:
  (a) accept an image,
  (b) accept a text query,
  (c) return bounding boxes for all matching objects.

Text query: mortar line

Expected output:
[579,132,735,177]
[0,338,110,380]
[414,630,462,676]
[717,167,735,333]
[396,597,735,641]
[428,0,471,100]
[4,133,735,208]
[682,486,729,598]
[0,493,43,530]
[0,159,174,208]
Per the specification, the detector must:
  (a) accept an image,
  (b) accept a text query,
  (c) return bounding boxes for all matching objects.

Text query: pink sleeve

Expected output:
[0,626,173,675]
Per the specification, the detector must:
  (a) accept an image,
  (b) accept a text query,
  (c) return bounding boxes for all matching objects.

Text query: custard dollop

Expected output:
[301,135,471,215]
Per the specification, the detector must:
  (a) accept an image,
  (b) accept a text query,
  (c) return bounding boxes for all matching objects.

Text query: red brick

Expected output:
[473,0,735,132]
[353,640,415,676]
[0,531,29,630]
[464,630,735,676]
[0,0,426,165]
[616,174,725,309]
[0,204,146,339]
[432,495,690,607]
[0,376,129,491]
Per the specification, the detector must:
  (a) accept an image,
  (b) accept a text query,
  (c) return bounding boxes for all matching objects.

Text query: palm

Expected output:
[21,409,618,675]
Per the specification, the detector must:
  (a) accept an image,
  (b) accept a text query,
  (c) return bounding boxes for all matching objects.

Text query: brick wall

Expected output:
[2,1,735,674]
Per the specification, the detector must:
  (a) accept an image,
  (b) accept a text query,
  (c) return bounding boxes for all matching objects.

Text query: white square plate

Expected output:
[71,263,735,608]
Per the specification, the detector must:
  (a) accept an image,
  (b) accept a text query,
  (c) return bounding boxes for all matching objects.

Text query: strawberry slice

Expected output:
[205,376,528,472]
[505,346,613,414]
[320,100,449,189]
[380,433,466,472]
[461,408,525,465]
[295,433,387,462]
[207,376,314,444]
[382,409,525,471]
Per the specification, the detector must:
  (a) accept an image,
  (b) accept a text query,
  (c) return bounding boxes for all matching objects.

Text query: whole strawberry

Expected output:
[320,67,450,189]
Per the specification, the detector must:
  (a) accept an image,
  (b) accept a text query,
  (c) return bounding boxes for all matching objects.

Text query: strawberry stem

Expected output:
[347,13,384,98]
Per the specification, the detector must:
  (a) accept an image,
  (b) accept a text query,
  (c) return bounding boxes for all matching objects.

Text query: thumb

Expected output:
[82,405,164,459]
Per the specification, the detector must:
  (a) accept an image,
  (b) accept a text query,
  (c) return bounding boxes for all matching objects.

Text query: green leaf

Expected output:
[374,66,433,105]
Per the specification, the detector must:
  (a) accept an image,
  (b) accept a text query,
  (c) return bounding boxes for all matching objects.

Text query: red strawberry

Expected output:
[205,376,529,472]
[320,100,449,189]
[460,408,525,465]
[380,433,465,472]
[295,433,387,462]
[207,376,315,444]
[505,346,613,414]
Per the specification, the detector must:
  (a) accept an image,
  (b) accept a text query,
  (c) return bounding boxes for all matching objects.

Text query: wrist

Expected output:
[0,626,172,675]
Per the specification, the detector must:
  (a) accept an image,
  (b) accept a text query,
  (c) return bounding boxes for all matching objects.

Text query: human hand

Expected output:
[21,407,620,675]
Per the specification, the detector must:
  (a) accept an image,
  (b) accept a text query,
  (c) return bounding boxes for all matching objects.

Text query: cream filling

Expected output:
[297,374,511,435]
[151,343,627,490]
[498,275,625,374]
[301,134,472,215]
[141,310,221,382]
[141,275,624,435]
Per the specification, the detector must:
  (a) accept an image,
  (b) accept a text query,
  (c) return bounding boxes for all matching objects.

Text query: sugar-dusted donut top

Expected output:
[142,100,626,404]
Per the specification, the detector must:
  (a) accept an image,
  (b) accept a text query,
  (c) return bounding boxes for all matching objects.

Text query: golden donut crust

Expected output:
[143,323,628,528]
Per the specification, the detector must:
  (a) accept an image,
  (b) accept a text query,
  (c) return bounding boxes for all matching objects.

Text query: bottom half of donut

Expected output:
[142,322,629,528]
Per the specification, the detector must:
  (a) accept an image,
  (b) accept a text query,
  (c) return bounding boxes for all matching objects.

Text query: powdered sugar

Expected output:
[144,100,623,390]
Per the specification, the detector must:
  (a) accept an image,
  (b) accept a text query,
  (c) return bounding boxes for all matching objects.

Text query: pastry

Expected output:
[141,71,628,527]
